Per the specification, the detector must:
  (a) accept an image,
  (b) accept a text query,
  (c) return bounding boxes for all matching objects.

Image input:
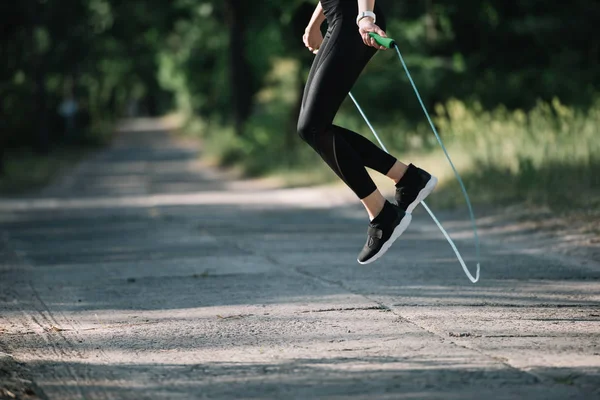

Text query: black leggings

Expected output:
[297,1,396,200]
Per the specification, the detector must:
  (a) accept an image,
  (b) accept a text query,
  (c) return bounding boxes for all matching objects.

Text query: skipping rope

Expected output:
[348,32,481,283]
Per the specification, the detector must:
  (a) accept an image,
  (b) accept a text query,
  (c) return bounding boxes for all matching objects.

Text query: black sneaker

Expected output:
[357,201,412,265]
[395,164,438,214]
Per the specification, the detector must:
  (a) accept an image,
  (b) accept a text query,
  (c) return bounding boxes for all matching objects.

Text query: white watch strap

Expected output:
[356,11,376,26]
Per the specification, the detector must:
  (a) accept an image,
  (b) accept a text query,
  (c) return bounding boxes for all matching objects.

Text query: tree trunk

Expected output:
[224,0,252,136]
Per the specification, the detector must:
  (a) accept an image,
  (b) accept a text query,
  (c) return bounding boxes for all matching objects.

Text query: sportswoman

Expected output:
[298,0,438,264]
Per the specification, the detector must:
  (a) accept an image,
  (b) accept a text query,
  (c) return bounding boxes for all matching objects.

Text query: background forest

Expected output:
[1,0,599,210]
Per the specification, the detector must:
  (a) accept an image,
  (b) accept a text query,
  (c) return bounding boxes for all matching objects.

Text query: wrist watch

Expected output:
[356,11,376,26]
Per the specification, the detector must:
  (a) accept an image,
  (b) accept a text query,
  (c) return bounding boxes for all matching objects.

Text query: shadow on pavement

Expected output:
[20,359,598,400]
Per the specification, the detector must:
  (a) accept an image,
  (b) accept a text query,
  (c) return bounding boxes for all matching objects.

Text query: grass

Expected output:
[198,97,600,215]
[0,147,89,196]
[187,58,599,216]
[425,98,600,212]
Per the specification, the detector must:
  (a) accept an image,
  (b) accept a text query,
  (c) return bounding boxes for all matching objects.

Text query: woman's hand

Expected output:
[303,25,323,54]
[358,18,387,50]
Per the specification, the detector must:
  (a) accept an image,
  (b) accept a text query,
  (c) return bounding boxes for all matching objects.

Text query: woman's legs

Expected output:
[361,190,387,221]
[329,125,404,178]
[332,126,410,184]
[386,160,408,184]
[297,6,430,264]
[297,13,394,218]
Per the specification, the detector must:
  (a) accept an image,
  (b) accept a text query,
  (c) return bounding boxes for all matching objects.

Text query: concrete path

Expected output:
[1,120,599,399]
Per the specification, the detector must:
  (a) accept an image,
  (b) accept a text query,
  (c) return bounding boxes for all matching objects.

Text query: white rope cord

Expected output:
[348,92,480,283]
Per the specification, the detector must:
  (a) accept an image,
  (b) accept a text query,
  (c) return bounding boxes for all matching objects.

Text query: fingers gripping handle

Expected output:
[369,32,396,49]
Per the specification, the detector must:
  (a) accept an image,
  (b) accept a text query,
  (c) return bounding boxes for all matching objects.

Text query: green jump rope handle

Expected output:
[369,32,396,49]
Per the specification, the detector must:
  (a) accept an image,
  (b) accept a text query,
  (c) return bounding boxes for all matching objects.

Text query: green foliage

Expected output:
[2,0,599,209]
[428,98,600,209]
[0,0,183,158]
[196,0,599,212]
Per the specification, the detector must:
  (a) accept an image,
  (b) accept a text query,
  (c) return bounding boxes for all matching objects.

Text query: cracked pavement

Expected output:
[1,119,599,399]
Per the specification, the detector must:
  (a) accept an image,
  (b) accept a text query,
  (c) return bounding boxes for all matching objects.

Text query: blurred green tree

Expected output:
[1,0,598,177]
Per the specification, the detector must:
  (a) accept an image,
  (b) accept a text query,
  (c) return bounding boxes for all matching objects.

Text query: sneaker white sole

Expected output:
[405,175,438,214]
[357,213,413,265]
